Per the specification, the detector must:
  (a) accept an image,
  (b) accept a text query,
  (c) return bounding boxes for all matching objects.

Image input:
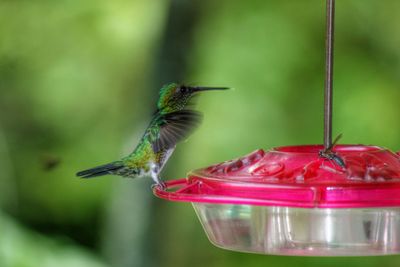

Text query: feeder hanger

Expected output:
[324,0,335,149]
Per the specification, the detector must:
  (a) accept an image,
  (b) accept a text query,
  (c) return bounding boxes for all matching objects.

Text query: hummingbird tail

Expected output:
[76,162,124,178]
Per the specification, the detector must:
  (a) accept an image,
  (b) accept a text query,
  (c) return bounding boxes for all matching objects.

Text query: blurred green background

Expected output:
[1,0,400,266]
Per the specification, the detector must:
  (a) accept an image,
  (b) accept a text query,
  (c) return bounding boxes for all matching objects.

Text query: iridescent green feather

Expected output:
[157,83,179,113]
[122,138,154,172]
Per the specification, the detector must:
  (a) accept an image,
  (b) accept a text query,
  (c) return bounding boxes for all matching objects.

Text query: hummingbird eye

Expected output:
[179,86,189,93]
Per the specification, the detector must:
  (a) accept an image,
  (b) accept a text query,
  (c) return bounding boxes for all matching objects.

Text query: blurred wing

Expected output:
[150,110,203,153]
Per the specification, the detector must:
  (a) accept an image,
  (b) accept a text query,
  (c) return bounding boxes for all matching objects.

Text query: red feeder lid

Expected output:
[154,145,400,208]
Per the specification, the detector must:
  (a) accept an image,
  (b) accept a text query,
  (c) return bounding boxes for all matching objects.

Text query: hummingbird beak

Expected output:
[189,86,230,92]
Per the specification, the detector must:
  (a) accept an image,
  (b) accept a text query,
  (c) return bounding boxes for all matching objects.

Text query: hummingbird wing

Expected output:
[149,110,203,153]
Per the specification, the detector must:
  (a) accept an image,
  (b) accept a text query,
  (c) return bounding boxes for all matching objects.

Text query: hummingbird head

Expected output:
[157,83,229,113]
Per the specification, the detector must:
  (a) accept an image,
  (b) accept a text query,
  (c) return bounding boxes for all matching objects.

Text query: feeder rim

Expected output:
[153,178,400,208]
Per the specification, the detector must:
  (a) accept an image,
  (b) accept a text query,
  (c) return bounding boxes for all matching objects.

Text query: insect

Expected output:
[319,133,346,169]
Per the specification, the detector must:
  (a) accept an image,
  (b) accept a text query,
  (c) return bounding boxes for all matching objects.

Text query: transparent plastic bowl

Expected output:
[154,145,400,256]
[193,204,400,256]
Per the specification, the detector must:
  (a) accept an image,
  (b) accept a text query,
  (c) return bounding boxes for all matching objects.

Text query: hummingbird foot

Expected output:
[159,181,167,190]
[151,181,167,190]
[150,170,166,190]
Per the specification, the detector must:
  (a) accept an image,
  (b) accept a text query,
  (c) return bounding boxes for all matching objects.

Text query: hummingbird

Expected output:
[76,83,229,188]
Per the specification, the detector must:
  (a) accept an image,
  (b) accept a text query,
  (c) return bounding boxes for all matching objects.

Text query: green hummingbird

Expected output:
[76,83,229,188]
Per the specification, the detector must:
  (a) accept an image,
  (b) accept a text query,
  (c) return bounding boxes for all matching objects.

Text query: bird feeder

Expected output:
[154,0,400,256]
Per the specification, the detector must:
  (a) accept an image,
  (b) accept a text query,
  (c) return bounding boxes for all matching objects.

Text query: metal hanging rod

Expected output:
[324,0,335,149]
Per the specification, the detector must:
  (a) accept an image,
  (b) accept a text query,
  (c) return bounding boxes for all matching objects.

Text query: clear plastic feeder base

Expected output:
[193,204,400,256]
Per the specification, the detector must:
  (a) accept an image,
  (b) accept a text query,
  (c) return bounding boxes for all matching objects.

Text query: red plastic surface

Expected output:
[154,145,400,208]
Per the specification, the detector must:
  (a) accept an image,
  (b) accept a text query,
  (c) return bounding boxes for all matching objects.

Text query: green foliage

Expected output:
[0,211,106,267]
